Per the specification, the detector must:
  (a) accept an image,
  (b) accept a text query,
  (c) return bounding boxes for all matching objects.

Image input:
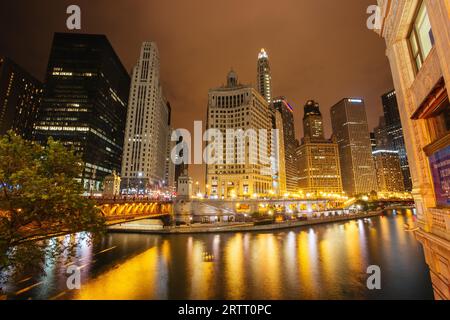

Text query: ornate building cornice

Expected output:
[377,0,419,45]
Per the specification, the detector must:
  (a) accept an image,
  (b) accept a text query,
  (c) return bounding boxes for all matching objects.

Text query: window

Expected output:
[409,1,435,72]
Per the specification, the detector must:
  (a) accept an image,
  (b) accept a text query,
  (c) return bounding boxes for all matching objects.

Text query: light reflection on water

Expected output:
[4,210,434,300]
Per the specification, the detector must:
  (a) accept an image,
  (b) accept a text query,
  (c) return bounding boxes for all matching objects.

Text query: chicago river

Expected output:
[3,209,433,300]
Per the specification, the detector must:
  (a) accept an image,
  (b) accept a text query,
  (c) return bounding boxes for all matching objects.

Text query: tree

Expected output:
[0,131,105,283]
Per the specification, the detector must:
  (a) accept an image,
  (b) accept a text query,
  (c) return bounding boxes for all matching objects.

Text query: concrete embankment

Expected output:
[107,211,382,235]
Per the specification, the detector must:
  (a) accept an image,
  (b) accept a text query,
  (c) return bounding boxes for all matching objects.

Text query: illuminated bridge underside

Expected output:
[96,200,172,222]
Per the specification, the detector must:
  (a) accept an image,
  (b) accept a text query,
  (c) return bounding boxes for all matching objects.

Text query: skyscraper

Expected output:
[121,42,171,193]
[269,108,287,196]
[272,97,299,193]
[297,100,342,194]
[206,70,272,198]
[330,98,378,195]
[164,103,175,191]
[303,100,324,141]
[34,33,130,192]
[257,48,272,104]
[373,116,390,149]
[0,57,42,139]
[381,90,412,191]
[372,150,405,193]
[370,132,377,152]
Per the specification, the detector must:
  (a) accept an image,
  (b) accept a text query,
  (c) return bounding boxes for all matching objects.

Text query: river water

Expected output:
[3,209,434,300]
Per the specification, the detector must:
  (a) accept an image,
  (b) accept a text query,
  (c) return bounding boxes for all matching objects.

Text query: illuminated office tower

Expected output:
[372,150,405,193]
[272,97,299,193]
[121,42,171,193]
[370,132,377,152]
[269,108,287,196]
[34,33,130,192]
[206,70,272,198]
[381,90,412,191]
[374,116,390,149]
[297,100,343,194]
[330,98,378,195]
[257,48,272,103]
[0,57,42,139]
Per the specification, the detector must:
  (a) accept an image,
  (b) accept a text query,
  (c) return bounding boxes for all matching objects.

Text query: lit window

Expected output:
[409,1,434,72]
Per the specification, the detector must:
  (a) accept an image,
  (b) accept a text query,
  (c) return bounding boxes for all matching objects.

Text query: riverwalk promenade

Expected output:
[107,210,382,234]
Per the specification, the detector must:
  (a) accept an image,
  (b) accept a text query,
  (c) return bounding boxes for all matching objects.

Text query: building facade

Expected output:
[330,98,378,195]
[257,48,272,104]
[164,127,176,192]
[297,138,343,195]
[376,0,450,299]
[381,89,413,191]
[272,97,299,193]
[34,33,130,192]
[177,169,193,199]
[373,150,405,193]
[270,108,287,196]
[0,57,42,139]
[206,70,272,198]
[102,170,121,197]
[121,42,171,194]
[370,132,378,151]
[374,116,390,149]
[298,100,343,195]
[174,135,189,190]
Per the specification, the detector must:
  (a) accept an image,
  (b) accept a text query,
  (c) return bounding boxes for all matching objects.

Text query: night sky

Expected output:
[0,0,394,186]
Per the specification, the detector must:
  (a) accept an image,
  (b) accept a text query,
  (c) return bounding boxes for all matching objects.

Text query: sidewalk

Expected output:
[107,211,382,234]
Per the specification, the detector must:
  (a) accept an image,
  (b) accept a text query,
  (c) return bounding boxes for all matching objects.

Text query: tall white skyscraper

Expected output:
[257,48,272,104]
[121,42,171,193]
[206,70,273,198]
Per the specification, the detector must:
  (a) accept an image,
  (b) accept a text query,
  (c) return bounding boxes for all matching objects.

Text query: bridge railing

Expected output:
[89,196,173,205]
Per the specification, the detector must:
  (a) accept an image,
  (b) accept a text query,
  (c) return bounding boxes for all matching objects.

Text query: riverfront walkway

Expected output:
[107,211,382,234]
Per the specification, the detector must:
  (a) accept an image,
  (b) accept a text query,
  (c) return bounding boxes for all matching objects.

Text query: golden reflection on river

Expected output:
[224,233,245,299]
[10,210,431,300]
[66,211,432,300]
[74,240,171,299]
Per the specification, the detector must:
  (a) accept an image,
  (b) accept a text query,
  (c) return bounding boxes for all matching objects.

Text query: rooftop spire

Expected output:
[227,69,238,87]
[258,48,268,60]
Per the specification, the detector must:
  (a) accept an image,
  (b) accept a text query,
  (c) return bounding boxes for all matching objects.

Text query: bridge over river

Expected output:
[93,196,414,225]
[95,197,352,225]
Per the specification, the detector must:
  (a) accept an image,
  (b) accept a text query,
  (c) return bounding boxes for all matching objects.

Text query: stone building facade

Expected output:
[206,70,273,198]
[376,0,450,299]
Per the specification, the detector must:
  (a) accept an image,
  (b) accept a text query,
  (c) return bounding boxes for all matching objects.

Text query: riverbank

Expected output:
[107,210,383,234]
